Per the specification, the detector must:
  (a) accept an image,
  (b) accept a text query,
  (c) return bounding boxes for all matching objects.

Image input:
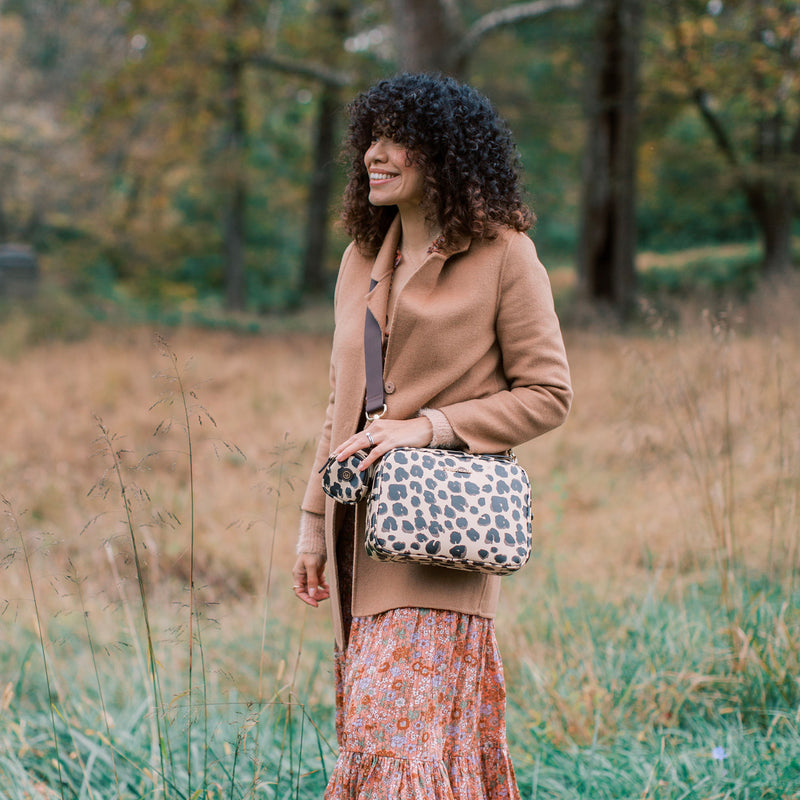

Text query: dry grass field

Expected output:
[2,281,798,623]
[1,277,799,797]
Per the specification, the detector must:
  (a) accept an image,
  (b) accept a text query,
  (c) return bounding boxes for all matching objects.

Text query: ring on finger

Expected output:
[365,430,375,446]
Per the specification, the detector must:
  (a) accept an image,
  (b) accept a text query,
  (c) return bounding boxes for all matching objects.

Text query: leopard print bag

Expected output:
[319,450,374,504]
[365,447,532,575]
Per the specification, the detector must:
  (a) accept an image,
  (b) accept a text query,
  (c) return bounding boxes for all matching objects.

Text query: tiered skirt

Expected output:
[325,607,521,799]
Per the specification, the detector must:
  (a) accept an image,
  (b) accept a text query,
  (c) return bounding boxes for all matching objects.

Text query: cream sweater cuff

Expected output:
[418,408,461,449]
[296,510,326,556]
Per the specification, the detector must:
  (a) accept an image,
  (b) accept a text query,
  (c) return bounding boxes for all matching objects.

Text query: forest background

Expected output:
[0,0,797,319]
[1,0,799,798]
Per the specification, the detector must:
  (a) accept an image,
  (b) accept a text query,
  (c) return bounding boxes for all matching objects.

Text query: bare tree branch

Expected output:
[456,0,583,61]
[665,0,741,169]
[692,89,740,168]
[440,0,466,35]
[246,53,351,88]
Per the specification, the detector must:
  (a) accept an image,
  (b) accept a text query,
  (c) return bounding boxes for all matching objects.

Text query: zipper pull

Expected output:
[318,454,337,474]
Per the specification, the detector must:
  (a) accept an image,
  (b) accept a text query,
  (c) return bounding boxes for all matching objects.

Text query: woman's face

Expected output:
[363,136,425,212]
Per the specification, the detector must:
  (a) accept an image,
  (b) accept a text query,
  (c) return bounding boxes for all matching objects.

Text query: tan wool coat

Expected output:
[300,216,572,647]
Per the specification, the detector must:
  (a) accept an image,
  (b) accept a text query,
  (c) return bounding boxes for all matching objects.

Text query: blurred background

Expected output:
[1,2,799,797]
[1,0,796,326]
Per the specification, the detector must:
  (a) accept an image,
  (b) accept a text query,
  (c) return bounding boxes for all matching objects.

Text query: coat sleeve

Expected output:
[436,234,572,452]
[298,243,356,516]
[299,357,336,516]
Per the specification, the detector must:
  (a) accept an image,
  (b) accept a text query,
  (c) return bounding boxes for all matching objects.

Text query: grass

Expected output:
[2,576,798,798]
[1,272,799,798]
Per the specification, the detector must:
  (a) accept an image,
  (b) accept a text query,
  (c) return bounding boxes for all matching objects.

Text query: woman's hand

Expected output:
[333,416,433,471]
[292,554,330,607]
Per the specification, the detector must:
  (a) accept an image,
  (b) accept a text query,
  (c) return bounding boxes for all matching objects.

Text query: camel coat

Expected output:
[300,216,572,648]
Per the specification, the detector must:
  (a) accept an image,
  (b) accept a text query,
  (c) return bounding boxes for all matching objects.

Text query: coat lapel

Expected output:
[384,234,472,371]
[365,216,403,337]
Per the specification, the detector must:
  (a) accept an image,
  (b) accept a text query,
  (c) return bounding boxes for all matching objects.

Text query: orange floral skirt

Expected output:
[325,607,521,799]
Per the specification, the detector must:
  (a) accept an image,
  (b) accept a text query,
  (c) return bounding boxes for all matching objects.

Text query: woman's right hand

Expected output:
[292,554,330,607]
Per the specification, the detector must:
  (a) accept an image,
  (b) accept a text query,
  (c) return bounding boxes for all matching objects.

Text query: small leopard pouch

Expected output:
[319,450,374,504]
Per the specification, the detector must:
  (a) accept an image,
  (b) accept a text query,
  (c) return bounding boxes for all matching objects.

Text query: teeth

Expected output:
[370,172,396,180]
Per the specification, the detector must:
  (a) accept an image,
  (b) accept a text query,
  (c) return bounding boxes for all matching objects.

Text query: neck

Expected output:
[397,204,441,257]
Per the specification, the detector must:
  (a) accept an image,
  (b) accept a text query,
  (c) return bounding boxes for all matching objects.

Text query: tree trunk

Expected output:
[223,1,247,312]
[223,170,246,311]
[301,0,349,295]
[745,115,797,275]
[577,0,641,318]
[388,0,462,75]
[302,88,339,295]
[0,188,8,242]
[746,183,795,275]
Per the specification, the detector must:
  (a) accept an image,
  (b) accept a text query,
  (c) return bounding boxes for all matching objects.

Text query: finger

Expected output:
[309,564,332,602]
[306,561,322,599]
[296,583,330,606]
[292,559,314,605]
[293,556,330,606]
[333,428,378,461]
[358,442,390,469]
[295,588,319,607]
[313,579,331,601]
[333,431,373,461]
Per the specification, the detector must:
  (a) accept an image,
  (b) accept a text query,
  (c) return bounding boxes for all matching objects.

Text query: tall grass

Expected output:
[1,280,799,797]
[1,498,65,793]
[0,339,333,798]
[627,304,799,713]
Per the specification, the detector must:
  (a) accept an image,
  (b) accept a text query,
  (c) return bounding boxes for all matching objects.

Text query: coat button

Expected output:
[384,381,396,394]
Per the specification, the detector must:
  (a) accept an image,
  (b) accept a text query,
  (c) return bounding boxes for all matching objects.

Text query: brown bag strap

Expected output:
[363,279,387,420]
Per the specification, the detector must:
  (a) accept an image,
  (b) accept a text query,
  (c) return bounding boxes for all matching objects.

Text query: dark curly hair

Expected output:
[341,73,534,256]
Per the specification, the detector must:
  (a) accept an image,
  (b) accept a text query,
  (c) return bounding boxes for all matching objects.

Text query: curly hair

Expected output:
[341,73,534,256]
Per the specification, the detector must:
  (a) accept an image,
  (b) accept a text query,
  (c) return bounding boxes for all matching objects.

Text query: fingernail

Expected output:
[309,587,316,598]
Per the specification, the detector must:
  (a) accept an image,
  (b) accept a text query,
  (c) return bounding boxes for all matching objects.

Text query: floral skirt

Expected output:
[325,607,521,799]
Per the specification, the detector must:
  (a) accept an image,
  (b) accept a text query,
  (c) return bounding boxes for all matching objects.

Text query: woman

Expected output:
[292,73,571,798]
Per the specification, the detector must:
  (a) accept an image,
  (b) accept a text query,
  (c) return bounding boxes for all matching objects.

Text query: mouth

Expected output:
[368,171,399,183]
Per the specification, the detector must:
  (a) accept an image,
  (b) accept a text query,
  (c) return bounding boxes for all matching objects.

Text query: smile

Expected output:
[369,172,398,182]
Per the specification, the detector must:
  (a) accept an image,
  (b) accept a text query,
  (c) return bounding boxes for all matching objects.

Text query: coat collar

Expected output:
[365,215,471,337]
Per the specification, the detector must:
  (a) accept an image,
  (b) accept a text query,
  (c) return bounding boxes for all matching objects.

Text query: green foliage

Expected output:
[2,0,799,308]
[644,0,800,272]
[470,9,592,261]
[509,578,800,734]
[639,245,763,297]
[0,621,333,799]
[513,717,800,799]
[2,576,799,798]
[638,112,758,252]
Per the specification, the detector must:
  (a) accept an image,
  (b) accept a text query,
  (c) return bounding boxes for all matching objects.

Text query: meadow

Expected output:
[0,274,799,799]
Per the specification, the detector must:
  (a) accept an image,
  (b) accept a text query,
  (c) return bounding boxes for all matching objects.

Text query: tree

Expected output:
[384,0,646,320]
[657,0,800,274]
[85,0,366,309]
[387,0,584,77]
[0,2,121,249]
[220,0,249,311]
[577,0,642,317]
[297,0,351,295]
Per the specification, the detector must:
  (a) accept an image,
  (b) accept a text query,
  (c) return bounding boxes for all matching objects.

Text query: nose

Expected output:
[365,139,386,166]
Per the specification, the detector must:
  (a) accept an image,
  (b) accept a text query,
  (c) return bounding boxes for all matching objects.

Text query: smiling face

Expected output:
[363,136,426,212]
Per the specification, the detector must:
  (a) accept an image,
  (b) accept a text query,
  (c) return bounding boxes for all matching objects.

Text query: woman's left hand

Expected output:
[333,416,433,470]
